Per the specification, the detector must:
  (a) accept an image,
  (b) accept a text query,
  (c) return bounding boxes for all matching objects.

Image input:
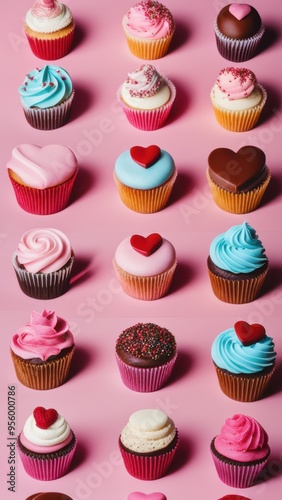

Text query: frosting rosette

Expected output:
[26,0,73,33]
[123,64,163,98]
[124,0,174,39]
[209,221,267,274]
[19,65,73,109]
[216,67,256,100]
[11,309,74,361]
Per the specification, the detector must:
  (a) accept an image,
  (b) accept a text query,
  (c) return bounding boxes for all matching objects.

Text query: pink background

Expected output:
[1,0,282,498]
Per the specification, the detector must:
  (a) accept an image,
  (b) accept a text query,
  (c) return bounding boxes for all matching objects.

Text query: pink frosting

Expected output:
[11,309,74,361]
[214,414,269,462]
[20,430,72,454]
[31,0,62,18]
[124,0,174,39]
[216,67,256,100]
[15,228,72,274]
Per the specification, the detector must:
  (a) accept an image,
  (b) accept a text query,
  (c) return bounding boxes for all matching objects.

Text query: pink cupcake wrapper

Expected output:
[214,23,265,62]
[26,28,75,60]
[9,169,78,215]
[211,450,268,488]
[115,353,177,392]
[22,91,74,130]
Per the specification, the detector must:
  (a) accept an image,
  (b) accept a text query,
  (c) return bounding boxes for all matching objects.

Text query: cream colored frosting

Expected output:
[121,64,170,110]
[23,412,70,447]
[25,0,73,33]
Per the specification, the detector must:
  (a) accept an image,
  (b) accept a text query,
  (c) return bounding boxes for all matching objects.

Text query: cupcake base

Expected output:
[214,23,265,62]
[25,22,75,60]
[22,91,74,131]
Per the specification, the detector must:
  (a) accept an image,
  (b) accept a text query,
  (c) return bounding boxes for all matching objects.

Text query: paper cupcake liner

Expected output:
[214,22,265,62]
[25,27,75,60]
[213,362,276,402]
[122,19,174,59]
[8,169,78,215]
[119,432,179,480]
[210,85,267,132]
[12,253,74,300]
[211,439,269,488]
[207,262,269,304]
[206,169,271,214]
[115,353,177,392]
[10,346,75,390]
[113,259,177,300]
[18,434,77,481]
[113,169,178,213]
[22,91,74,130]
[117,79,176,131]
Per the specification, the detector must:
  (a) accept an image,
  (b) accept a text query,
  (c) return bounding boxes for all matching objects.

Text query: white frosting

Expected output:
[211,84,263,111]
[121,83,170,110]
[25,3,73,33]
[23,413,70,446]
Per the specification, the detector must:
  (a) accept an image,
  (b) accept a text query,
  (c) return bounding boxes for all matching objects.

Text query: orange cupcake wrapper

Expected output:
[122,18,174,60]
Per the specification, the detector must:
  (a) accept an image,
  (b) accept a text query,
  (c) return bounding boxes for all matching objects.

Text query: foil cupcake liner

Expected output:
[12,253,75,300]
[214,22,265,62]
[115,352,177,392]
[10,346,75,390]
[122,18,175,60]
[8,169,78,215]
[25,26,75,60]
[206,168,271,214]
[22,91,74,131]
[113,259,177,300]
[117,79,176,131]
[113,168,178,213]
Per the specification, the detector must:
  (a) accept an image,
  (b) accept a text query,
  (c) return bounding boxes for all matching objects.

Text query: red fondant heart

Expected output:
[208,146,266,193]
[130,145,161,168]
[33,406,58,429]
[234,321,266,346]
[130,233,163,256]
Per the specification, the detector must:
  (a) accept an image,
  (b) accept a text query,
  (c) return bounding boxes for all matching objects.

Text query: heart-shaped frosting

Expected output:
[208,146,266,193]
[33,406,58,429]
[128,494,166,500]
[234,321,266,346]
[130,145,161,168]
[229,3,251,21]
[130,234,163,256]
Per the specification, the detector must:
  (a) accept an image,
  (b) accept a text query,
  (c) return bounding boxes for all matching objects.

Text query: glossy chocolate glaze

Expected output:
[217,5,262,39]
[26,494,73,500]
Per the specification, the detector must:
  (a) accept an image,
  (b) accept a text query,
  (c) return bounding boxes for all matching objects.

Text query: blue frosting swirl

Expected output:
[19,65,73,109]
[209,221,267,274]
[211,327,276,374]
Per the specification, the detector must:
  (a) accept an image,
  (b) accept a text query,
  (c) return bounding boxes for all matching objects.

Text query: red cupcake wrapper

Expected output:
[214,23,265,62]
[9,169,78,215]
[22,91,74,130]
[115,353,177,392]
[25,28,75,60]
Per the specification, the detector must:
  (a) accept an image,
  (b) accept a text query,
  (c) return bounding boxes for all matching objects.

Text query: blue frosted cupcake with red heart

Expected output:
[114,145,177,213]
[211,321,276,401]
[113,233,177,300]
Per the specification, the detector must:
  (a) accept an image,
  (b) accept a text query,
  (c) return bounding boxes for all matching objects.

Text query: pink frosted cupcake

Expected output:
[119,408,179,480]
[24,0,75,60]
[7,144,78,215]
[117,64,176,130]
[211,414,270,488]
[18,406,77,480]
[115,322,177,392]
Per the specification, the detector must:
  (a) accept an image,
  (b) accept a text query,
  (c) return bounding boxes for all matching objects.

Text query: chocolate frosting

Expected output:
[217,4,262,39]
[26,493,73,500]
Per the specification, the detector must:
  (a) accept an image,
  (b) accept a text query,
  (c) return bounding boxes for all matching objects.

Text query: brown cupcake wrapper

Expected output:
[214,22,265,62]
[22,91,74,130]
[25,27,75,60]
[113,259,177,300]
[206,168,271,214]
[214,363,276,402]
[113,169,178,213]
[10,346,75,390]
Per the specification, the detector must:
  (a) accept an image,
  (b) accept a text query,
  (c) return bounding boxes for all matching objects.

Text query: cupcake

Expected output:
[119,408,179,480]
[210,67,267,132]
[26,494,73,500]
[117,63,176,130]
[24,0,75,60]
[18,406,77,481]
[113,233,177,300]
[114,145,177,213]
[218,496,252,500]
[211,321,276,401]
[128,494,166,500]
[214,4,265,62]
[207,221,269,304]
[7,144,78,215]
[18,65,74,130]
[12,227,74,300]
[115,322,177,392]
[210,414,270,488]
[10,309,75,390]
[207,145,271,214]
[122,0,175,60]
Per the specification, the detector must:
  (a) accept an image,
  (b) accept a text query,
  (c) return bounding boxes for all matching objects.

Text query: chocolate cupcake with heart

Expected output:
[207,146,270,213]
[114,145,177,213]
[113,233,177,300]
[211,321,276,402]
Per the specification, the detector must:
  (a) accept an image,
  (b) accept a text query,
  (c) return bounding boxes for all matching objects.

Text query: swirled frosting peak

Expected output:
[26,0,73,33]
[15,227,72,274]
[124,64,163,98]
[11,309,74,361]
[209,221,268,274]
[214,414,269,462]
[216,67,256,100]
[211,326,276,374]
[19,65,73,109]
[124,1,174,39]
